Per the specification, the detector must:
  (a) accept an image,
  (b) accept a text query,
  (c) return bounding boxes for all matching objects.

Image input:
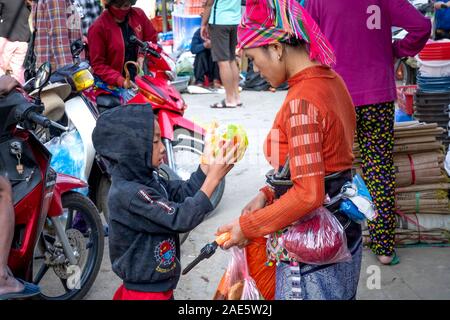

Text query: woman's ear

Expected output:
[270,43,284,61]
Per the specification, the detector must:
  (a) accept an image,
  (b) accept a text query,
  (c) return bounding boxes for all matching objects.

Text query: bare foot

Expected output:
[0,268,24,295]
[377,255,393,265]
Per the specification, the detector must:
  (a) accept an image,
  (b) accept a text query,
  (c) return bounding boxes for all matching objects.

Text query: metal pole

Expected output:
[162,0,168,33]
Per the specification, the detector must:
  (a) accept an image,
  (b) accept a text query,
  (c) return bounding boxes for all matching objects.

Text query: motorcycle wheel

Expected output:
[395,59,414,86]
[32,192,104,300]
[171,128,225,213]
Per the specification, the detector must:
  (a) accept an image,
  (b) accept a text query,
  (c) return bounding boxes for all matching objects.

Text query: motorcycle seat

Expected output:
[96,95,121,113]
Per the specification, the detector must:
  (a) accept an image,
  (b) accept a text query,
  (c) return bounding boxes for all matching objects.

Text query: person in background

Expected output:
[76,0,103,36]
[434,1,450,40]
[32,0,84,72]
[305,0,431,265]
[0,0,31,84]
[191,27,221,89]
[88,0,157,92]
[202,0,242,108]
[217,0,362,300]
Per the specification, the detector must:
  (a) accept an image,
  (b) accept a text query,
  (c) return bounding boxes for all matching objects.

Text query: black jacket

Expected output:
[92,104,213,292]
[190,28,205,55]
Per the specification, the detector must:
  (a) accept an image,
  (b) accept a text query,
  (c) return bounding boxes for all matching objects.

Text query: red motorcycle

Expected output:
[2,64,104,300]
[86,36,225,218]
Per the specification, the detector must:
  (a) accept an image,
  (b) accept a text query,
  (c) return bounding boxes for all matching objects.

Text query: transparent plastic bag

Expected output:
[219,247,262,300]
[280,206,352,265]
[45,129,88,195]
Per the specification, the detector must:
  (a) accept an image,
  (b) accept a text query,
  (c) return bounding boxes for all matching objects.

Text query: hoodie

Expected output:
[92,104,213,292]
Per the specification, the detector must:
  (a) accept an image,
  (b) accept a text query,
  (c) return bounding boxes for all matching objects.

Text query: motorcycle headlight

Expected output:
[72,69,94,92]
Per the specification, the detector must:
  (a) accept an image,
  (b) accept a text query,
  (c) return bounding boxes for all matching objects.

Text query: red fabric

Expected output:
[87,8,157,87]
[113,284,173,300]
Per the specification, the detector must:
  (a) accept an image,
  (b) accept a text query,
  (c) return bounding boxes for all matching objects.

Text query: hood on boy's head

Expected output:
[92,104,155,182]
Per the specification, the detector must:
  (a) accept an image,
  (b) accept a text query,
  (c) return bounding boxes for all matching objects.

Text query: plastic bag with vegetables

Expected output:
[213,247,262,300]
[201,122,248,165]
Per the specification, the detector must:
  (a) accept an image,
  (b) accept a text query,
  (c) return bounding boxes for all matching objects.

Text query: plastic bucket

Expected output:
[172,14,202,53]
[417,57,450,77]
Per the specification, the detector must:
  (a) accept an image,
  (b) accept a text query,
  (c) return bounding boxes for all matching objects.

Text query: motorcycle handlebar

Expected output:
[129,35,161,58]
[26,111,51,128]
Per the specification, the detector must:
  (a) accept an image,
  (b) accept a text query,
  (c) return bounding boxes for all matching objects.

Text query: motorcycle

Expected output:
[3,63,104,300]
[23,41,113,227]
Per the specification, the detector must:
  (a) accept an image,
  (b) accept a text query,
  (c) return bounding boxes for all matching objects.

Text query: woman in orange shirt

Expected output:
[218,0,363,300]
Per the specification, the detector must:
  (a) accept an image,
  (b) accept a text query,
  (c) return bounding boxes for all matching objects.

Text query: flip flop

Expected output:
[0,278,41,300]
[389,252,400,265]
[210,99,237,109]
[237,102,243,107]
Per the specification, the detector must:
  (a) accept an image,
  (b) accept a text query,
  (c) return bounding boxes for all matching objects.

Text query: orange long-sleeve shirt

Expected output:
[240,65,356,240]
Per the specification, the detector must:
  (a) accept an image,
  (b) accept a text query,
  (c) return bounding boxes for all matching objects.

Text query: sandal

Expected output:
[210,99,237,109]
[0,278,41,300]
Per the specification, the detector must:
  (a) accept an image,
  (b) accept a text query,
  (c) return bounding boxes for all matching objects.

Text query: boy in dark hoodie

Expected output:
[92,104,237,300]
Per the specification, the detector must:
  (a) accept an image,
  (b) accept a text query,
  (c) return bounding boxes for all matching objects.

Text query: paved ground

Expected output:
[80,90,450,300]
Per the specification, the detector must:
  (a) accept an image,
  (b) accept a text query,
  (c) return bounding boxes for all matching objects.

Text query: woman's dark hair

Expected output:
[281,37,306,48]
[105,0,136,8]
[262,38,306,50]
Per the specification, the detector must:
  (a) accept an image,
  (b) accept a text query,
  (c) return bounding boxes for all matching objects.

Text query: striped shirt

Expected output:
[32,0,84,71]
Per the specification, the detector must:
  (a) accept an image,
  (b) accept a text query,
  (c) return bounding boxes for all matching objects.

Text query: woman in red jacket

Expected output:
[88,0,157,90]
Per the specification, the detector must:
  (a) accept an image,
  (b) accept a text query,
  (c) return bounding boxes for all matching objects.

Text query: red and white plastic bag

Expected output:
[281,206,352,265]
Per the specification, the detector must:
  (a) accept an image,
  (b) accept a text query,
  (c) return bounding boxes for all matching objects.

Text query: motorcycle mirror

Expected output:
[34,62,51,90]
[71,39,84,58]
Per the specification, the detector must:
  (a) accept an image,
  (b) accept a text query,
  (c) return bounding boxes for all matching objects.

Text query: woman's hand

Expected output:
[241,192,266,216]
[217,219,249,249]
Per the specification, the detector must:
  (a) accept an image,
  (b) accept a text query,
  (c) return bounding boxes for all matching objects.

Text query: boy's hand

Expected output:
[200,141,238,198]
[207,140,239,180]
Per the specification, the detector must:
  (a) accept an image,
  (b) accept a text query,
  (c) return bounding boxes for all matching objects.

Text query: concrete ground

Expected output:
[82,90,450,300]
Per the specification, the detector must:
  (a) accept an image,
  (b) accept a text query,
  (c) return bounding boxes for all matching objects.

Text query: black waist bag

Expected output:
[265,164,362,253]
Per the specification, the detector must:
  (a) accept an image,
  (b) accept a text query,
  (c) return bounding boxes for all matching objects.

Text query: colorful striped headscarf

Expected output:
[238,0,336,66]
